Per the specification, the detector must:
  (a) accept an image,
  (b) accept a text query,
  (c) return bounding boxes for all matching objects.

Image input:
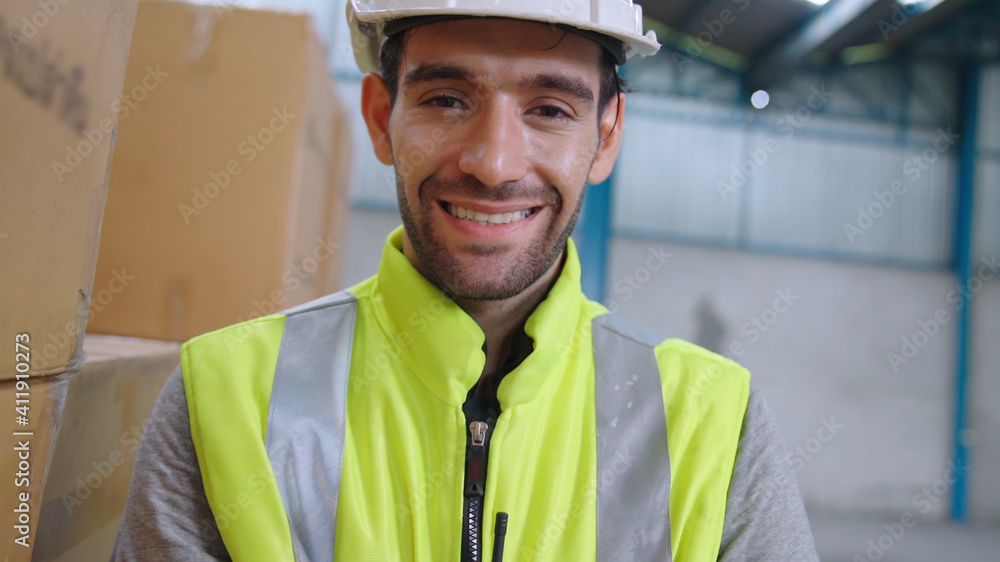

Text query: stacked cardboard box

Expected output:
[0,375,67,562]
[0,336,180,562]
[0,0,139,380]
[88,0,352,342]
[0,1,139,559]
[2,1,349,559]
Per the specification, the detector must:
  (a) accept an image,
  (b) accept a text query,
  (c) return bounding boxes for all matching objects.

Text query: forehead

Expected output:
[399,18,603,83]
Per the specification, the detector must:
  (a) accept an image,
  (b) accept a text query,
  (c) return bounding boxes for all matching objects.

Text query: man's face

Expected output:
[363,18,623,301]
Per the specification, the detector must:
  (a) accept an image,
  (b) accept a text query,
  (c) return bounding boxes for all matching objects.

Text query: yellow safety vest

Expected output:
[181,227,749,561]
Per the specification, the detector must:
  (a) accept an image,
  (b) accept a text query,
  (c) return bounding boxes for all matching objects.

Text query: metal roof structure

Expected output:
[639,0,1000,87]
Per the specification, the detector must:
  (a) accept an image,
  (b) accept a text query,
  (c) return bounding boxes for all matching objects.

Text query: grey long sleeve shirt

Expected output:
[111,368,819,561]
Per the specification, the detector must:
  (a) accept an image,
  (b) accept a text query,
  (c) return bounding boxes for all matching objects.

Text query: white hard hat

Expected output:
[346,0,661,74]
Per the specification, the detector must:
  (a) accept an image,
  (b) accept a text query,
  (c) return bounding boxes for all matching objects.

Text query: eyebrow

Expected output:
[520,73,595,110]
[403,63,596,110]
[403,64,475,92]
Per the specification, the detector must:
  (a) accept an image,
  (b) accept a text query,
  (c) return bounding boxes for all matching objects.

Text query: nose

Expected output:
[457,100,529,188]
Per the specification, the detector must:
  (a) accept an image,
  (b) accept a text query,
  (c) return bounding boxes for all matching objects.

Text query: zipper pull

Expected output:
[466,421,489,496]
[470,421,488,446]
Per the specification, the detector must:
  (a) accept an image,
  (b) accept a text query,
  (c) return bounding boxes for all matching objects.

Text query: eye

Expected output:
[532,105,570,119]
[424,95,465,109]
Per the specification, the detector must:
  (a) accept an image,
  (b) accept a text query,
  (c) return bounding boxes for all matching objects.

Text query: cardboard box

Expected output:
[0,335,179,562]
[0,0,139,380]
[87,1,351,342]
[0,371,68,561]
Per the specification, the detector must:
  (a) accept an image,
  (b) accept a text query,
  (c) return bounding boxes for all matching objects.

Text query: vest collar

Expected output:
[370,226,586,409]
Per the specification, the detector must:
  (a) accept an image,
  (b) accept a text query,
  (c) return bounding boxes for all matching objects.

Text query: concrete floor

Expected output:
[810,510,1000,561]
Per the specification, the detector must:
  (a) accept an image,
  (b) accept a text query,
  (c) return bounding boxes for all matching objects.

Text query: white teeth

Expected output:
[447,203,534,226]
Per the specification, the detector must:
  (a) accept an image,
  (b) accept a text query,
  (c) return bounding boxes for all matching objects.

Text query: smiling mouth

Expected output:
[442,202,540,227]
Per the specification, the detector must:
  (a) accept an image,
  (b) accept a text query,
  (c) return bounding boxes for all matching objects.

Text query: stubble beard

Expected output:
[397,171,585,302]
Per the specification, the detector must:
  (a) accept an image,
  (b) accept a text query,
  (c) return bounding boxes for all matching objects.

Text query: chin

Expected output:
[436,264,535,302]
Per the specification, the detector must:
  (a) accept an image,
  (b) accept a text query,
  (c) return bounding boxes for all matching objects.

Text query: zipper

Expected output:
[462,418,494,561]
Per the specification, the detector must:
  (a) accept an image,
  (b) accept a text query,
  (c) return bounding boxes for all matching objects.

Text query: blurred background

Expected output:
[1,0,997,560]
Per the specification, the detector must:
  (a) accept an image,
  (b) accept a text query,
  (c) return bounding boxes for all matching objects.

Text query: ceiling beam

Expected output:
[674,0,720,34]
[884,0,989,53]
[748,0,884,87]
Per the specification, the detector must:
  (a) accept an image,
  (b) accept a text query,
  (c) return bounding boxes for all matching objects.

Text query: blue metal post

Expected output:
[574,176,613,303]
[950,63,980,523]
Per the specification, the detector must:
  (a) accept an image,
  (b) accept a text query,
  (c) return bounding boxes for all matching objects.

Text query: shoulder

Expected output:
[657,337,750,426]
[593,312,751,425]
[181,288,363,361]
[281,289,359,316]
[593,312,751,386]
[181,314,285,362]
[655,338,751,389]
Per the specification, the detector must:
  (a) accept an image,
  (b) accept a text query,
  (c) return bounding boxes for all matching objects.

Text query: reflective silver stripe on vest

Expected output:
[593,314,673,562]
[266,291,358,562]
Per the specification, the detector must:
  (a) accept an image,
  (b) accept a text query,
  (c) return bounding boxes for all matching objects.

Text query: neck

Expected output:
[455,259,561,379]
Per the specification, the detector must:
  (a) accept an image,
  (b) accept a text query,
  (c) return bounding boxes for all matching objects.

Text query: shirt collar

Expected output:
[368,226,587,409]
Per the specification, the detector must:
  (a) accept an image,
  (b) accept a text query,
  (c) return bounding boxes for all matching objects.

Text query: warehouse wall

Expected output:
[970,279,1000,522]
[597,59,991,521]
[968,63,1000,523]
[614,93,957,266]
[608,237,959,518]
[617,56,999,516]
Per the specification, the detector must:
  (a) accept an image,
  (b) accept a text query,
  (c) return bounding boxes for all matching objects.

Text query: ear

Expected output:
[361,72,395,166]
[587,93,626,184]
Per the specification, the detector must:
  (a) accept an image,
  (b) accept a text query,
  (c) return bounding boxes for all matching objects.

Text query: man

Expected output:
[113,1,818,560]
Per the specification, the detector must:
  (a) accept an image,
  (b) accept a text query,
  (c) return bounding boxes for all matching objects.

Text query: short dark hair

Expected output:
[378,26,625,120]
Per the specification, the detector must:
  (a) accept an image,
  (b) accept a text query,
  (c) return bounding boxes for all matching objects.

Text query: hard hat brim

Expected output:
[383,15,628,65]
